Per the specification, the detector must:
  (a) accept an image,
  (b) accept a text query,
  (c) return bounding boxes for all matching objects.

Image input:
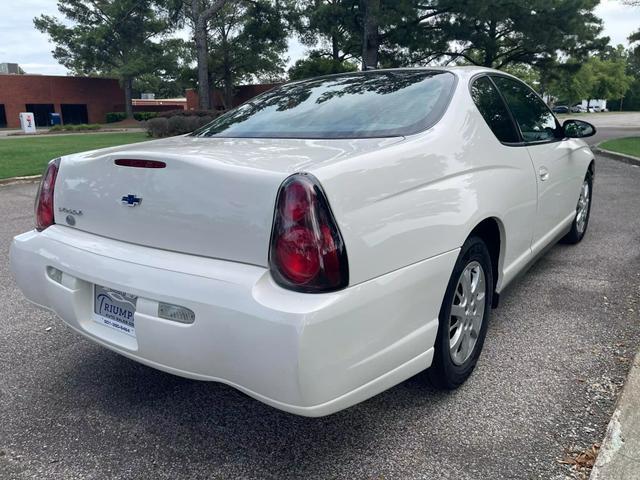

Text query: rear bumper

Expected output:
[10,226,458,416]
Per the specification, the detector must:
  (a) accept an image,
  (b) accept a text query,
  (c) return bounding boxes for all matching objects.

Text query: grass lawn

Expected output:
[0,132,150,179]
[599,137,640,158]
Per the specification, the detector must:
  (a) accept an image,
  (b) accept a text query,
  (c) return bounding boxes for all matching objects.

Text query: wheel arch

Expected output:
[468,217,505,308]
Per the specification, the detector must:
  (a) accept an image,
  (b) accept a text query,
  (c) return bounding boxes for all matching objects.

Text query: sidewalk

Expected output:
[591,349,640,479]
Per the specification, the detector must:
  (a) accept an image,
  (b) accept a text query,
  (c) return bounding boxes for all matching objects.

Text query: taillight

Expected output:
[269,174,348,293]
[35,158,60,231]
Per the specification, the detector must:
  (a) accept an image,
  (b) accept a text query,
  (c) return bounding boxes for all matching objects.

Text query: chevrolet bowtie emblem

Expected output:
[121,194,142,207]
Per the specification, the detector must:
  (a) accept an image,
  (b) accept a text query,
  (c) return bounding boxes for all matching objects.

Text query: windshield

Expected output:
[193,70,456,139]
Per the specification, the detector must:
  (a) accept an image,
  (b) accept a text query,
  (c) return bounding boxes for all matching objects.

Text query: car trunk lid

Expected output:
[53,136,402,266]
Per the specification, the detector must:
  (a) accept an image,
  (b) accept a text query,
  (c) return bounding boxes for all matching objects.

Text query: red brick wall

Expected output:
[185,89,199,110]
[186,83,280,110]
[0,75,124,128]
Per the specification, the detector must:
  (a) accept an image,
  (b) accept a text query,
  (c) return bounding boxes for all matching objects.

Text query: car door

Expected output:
[469,75,538,285]
[492,75,578,254]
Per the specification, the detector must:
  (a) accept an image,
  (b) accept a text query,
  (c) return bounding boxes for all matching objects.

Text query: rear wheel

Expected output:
[562,171,593,244]
[428,236,493,389]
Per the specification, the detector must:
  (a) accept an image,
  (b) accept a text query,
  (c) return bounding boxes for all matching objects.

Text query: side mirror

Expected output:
[563,119,596,138]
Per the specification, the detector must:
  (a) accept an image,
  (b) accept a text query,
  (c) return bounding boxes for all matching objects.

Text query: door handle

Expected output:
[539,166,549,181]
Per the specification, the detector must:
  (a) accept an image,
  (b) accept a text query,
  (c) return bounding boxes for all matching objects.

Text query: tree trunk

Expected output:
[484,17,497,67]
[123,77,133,119]
[195,16,211,110]
[191,0,229,110]
[331,31,339,61]
[222,32,233,109]
[361,0,379,70]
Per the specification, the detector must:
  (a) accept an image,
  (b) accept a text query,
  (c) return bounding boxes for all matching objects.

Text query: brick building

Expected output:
[0,74,125,128]
[0,74,279,129]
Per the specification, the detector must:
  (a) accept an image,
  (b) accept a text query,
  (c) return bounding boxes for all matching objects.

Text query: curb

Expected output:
[590,348,640,479]
[593,146,640,167]
[0,175,41,186]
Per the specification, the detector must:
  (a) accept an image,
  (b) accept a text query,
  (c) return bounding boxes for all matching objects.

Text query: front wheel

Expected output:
[428,236,493,389]
[562,171,593,244]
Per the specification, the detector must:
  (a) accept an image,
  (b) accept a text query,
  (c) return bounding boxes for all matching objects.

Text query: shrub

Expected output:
[105,112,127,123]
[185,116,201,132]
[167,115,190,135]
[147,110,225,137]
[147,117,169,138]
[134,111,158,121]
[106,111,158,122]
[197,116,213,128]
[74,124,101,131]
[49,124,102,133]
[158,109,223,118]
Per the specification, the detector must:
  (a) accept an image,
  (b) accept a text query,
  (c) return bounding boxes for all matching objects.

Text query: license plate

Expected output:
[93,285,138,337]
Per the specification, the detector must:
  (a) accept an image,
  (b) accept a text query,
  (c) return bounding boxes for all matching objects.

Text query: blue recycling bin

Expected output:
[49,113,61,126]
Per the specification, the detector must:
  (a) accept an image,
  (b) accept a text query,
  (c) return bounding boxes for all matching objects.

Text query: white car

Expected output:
[11,67,596,416]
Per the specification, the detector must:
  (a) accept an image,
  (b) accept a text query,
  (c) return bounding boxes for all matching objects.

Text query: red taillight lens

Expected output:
[269,174,348,293]
[35,158,60,231]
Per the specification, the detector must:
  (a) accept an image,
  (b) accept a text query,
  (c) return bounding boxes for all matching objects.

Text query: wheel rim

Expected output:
[449,261,486,366]
[576,179,590,234]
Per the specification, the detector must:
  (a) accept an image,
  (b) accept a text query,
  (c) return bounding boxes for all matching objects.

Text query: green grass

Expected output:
[600,137,640,158]
[0,132,150,179]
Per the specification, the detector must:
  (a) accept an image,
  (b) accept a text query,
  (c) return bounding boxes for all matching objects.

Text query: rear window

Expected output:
[470,76,520,143]
[193,70,456,139]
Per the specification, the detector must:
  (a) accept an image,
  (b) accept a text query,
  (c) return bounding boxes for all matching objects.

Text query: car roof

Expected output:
[285,66,510,87]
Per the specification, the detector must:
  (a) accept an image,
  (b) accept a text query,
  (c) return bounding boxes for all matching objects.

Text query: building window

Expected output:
[61,104,89,125]
[0,105,6,128]
[25,104,55,127]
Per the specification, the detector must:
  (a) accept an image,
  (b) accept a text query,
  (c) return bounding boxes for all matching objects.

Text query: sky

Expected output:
[0,0,638,76]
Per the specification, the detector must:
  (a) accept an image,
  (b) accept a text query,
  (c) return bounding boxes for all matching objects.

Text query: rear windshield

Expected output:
[193,70,456,139]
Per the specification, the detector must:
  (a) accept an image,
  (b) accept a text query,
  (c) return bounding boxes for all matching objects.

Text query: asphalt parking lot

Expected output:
[1,153,640,479]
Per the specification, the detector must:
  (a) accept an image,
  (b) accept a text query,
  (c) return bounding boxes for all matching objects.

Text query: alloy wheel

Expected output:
[576,179,590,234]
[449,261,486,366]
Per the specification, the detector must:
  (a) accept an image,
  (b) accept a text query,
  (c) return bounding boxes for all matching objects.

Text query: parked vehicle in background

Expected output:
[10,67,597,416]
[575,100,607,113]
[552,105,569,114]
[571,104,586,113]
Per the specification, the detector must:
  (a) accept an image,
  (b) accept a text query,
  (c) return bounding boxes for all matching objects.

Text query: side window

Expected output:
[470,76,520,143]
[492,76,561,143]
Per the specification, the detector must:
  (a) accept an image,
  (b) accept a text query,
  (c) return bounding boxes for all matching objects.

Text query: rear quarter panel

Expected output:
[310,79,539,289]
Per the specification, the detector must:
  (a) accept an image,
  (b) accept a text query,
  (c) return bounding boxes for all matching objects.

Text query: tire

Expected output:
[428,236,493,390]
[562,170,593,244]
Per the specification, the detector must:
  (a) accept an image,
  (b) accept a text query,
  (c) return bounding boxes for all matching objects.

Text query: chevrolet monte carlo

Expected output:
[10,67,596,416]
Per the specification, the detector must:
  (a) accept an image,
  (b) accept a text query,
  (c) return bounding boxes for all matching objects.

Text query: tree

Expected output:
[502,64,541,89]
[133,39,194,98]
[184,0,230,109]
[288,52,358,80]
[547,56,632,109]
[433,0,607,69]
[35,0,179,119]
[361,0,380,69]
[585,57,632,107]
[293,0,447,70]
[295,1,358,62]
[208,0,289,108]
[547,61,595,107]
[294,0,361,69]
